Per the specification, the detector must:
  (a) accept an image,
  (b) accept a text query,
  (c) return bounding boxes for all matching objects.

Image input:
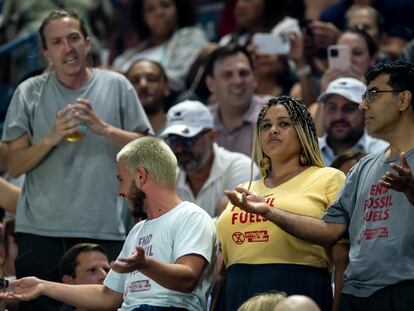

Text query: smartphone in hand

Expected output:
[328,45,351,70]
[252,32,291,55]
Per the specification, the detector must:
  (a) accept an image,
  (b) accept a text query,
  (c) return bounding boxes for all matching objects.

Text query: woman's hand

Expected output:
[225,186,272,217]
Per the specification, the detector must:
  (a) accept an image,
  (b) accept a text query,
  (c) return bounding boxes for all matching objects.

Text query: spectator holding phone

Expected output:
[320,0,414,60]
[252,33,297,98]
[310,28,379,136]
[219,0,300,47]
[322,28,378,90]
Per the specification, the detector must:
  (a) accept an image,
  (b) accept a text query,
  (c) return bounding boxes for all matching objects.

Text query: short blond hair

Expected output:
[117,137,177,187]
[237,292,287,311]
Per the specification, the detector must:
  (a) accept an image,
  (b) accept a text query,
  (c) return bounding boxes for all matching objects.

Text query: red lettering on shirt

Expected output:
[245,231,269,242]
[369,184,389,196]
[265,197,275,207]
[231,212,268,225]
[359,227,388,243]
[363,183,393,224]
[231,231,269,244]
[127,280,151,293]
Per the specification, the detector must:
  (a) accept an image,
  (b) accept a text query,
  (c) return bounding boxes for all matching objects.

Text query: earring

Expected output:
[299,150,306,165]
[260,156,271,171]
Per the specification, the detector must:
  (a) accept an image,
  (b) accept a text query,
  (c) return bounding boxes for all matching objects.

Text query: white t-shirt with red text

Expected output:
[104,201,216,311]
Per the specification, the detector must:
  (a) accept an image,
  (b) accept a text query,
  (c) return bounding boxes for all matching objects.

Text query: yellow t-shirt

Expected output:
[216,166,345,269]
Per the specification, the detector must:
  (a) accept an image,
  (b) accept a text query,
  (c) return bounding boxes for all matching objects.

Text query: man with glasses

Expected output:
[225,61,414,311]
[318,77,388,166]
[161,100,258,217]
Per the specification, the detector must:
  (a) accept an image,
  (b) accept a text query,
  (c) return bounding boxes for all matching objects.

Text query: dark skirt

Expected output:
[214,263,332,311]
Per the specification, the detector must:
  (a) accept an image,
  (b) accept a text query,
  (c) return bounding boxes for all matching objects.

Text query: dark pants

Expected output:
[16,233,124,311]
[338,280,414,311]
[216,263,333,311]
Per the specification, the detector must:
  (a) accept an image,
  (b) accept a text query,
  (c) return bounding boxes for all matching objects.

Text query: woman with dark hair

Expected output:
[255,53,297,97]
[338,28,378,76]
[112,0,208,91]
[215,96,345,311]
[219,0,300,47]
[321,27,378,91]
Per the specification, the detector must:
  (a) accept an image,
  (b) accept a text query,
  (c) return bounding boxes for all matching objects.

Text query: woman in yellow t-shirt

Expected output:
[215,96,345,311]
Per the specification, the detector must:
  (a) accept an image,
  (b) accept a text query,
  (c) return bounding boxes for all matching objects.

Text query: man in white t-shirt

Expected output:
[2,137,216,311]
[161,100,258,217]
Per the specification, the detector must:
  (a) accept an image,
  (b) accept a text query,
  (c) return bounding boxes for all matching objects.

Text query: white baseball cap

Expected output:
[160,100,213,138]
[318,77,366,104]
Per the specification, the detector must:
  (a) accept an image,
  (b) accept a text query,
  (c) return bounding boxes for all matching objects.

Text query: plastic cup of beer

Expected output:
[65,104,88,142]
[65,123,88,142]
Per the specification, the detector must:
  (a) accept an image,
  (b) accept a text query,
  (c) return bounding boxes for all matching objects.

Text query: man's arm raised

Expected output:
[225,187,347,248]
[2,277,122,310]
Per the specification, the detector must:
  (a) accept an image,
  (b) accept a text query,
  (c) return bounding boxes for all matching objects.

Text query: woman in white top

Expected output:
[112,0,208,91]
[219,0,300,47]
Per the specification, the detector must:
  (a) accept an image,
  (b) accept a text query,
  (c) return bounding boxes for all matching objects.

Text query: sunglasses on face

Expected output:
[164,130,210,148]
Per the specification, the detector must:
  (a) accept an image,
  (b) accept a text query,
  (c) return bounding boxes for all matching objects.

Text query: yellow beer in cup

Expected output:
[65,102,88,142]
[65,123,87,142]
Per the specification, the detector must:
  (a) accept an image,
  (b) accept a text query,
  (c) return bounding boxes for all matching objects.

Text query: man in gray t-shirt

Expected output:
[1,9,151,311]
[225,61,414,311]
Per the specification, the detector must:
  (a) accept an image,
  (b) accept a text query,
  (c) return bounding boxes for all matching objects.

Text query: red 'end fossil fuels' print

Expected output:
[359,184,393,243]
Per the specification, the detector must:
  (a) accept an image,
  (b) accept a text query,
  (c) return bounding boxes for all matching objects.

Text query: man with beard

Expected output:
[126,59,170,136]
[160,100,258,217]
[318,77,388,166]
[1,9,152,310]
[1,137,216,311]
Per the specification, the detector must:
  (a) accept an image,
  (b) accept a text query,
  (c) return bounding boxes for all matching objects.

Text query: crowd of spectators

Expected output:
[0,0,414,310]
